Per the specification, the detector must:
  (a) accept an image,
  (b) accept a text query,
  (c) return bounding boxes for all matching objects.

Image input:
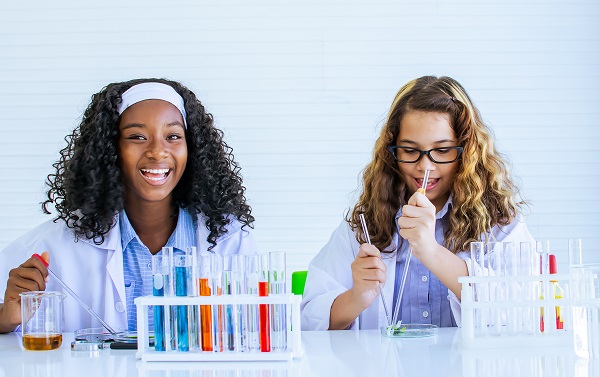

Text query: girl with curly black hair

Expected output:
[0,78,256,332]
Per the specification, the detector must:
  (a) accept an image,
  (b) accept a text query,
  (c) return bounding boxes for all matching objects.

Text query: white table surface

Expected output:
[0,328,598,377]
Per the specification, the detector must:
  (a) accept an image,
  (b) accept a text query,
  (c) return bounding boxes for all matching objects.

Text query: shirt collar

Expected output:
[119,208,196,252]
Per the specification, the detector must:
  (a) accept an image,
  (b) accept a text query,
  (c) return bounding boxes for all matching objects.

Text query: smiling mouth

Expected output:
[140,168,171,181]
[416,178,439,189]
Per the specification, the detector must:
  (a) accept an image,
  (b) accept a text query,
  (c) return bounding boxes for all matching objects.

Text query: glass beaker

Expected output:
[20,291,65,351]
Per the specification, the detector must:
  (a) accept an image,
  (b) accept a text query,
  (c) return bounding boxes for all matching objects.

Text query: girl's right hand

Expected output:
[0,252,49,331]
[349,243,386,310]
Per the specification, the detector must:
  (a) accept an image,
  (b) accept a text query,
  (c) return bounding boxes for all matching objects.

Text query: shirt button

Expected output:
[421,275,428,282]
[422,310,429,318]
[116,302,125,313]
[147,262,152,270]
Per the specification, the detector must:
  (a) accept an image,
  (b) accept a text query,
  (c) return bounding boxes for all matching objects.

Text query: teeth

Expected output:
[141,168,170,174]
[146,176,166,181]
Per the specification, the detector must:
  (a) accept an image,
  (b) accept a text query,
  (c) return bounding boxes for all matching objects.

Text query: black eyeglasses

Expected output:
[388,145,463,164]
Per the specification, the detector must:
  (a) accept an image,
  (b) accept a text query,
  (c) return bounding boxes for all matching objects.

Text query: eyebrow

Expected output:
[120,121,185,131]
[397,139,456,145]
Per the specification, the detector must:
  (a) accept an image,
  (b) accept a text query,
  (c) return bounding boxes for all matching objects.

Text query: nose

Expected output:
[145,138,169,160]
[416,153,436,172]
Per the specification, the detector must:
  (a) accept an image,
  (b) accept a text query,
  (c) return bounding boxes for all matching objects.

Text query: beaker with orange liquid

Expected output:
[20,291,65,351]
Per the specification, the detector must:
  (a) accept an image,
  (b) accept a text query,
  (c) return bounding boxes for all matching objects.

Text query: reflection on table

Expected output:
[0,328,598,377]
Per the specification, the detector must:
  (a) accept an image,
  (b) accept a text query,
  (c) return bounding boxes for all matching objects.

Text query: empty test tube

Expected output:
[187,247,200,351]
[470,242,487,335]
[210,254,224,352]
[519,242,537,335]
[487,241,503,336]
[269,251,287,351]
[231,255,247,352]
[504,242,521,334]
[245,254,261,352]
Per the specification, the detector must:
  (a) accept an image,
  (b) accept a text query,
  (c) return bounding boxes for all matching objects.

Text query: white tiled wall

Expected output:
[0,0,599,272]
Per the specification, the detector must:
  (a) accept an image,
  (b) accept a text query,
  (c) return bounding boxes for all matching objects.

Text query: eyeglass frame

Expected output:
[387,145,463,164]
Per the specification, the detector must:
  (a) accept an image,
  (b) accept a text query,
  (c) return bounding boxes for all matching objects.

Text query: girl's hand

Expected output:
[349,243,386,310]
[397,192,437,258]
[0,252,49,330]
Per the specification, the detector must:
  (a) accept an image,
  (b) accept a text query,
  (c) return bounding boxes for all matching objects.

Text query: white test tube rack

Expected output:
[459,273,574,349]
[135,294,303,362]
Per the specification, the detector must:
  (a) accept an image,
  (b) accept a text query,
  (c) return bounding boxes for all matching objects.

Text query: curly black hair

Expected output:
[42,78,254,249]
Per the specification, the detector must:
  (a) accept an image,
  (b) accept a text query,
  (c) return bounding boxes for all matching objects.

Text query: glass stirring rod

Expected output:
[359,213,391,326]
[32,253,118,335]
[391,169,430,326]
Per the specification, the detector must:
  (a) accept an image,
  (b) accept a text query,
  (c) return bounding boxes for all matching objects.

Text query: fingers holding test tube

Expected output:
[350,244,387,308]
[397,189,437,256]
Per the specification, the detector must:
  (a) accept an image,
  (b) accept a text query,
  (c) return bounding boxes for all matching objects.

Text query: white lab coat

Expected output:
[300,214,534,331]
[0,213,258,332]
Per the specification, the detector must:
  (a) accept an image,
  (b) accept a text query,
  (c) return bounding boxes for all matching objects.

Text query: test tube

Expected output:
[269,251,287,351]
[222,269,235,351]
[504,242,520,334]
[162,246,176,350]
[470,242,486,335]
[487,241,503,336]
[258,254,271,352]
[245,254,261,352]
[187,247,200,351]
[536,240,553,334]
[152,255,168,351]
[568,239,583,267]
[519,242,536,335]
[174,253,191,351]
[210,254,224,352]
[231,255,248,352]
[198,252,213,351]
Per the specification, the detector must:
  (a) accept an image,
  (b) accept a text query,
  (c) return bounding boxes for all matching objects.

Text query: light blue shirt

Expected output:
[121,208,197,331]
[392,196,457,327]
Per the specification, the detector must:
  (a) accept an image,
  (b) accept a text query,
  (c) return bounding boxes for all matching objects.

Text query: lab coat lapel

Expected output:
[105,224,126,329]
[79,215,127,330]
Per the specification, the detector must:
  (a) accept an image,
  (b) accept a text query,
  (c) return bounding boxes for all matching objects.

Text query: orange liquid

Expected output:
[198,278,213,351]
[23,333,62,350]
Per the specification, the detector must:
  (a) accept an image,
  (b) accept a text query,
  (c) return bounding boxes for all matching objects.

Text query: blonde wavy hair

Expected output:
[347,76,525,254]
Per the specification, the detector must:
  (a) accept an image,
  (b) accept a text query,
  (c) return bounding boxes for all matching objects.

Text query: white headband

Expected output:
[117,82,187,127]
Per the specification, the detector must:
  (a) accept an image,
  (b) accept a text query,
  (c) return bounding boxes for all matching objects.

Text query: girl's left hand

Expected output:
[397,192,437,258]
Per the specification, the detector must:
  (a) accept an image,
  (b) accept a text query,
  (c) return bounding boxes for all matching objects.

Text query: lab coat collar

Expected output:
[77,214,122,251]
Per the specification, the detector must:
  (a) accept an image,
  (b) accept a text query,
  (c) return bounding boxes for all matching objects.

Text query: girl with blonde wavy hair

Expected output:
[301,75,534,330]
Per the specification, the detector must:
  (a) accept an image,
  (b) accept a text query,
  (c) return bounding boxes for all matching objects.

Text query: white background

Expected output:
[0,0,598,274]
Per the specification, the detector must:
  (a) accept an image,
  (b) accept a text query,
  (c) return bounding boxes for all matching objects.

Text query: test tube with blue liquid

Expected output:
[174,252,191,351]
[269,251,287,351]
[152,255,169,351]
